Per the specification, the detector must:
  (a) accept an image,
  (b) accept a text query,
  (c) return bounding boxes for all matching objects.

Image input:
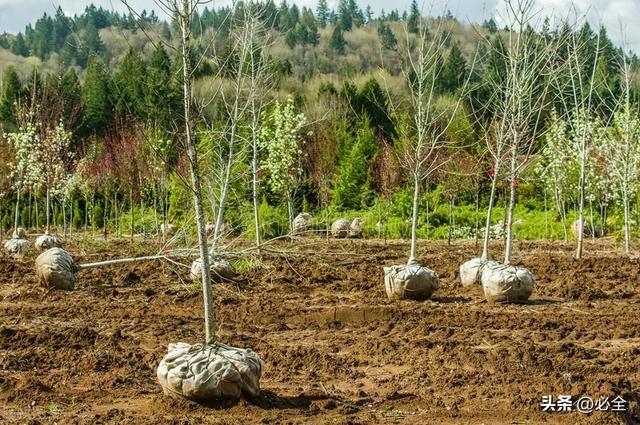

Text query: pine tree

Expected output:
[337,0,353,31]
[329,24,347,54]
[82,21,104,56]
[332,120,378,210]
[146,44,177,132]
[81,56,112,135]
[113,48,148,119]
[407,0,420,34]
[441,43,467,92]
[10,33,29,57]
[0,66,22,127]
[378,22,397,50]
[317,0,330,28]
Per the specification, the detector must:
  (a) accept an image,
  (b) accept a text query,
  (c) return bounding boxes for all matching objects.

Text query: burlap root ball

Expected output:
[292,213,312,235]
[157,342,263,400]
[481,263,534,303]
[12,227,26,239]
[4,238,29,257]
[459,258,500,288]
[349,218,363,238]
[384,263,439,300]
[190,257,235,282]
[35,247,76,290]
[160,224,176,237]
[331,218,350,238]
[35,234,61,251]
[571,220,603,238]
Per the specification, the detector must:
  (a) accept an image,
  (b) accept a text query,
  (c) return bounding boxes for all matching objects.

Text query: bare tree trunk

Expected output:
[62,199,67,241]
[623,187,630,254]
[575,149,586,259]
[179,0,215,344]
[408,172,420,265]
[504,179,517,265]
[543,189,548,240]
[482,166,500,260]
[130,188,134,241]
[252,138,261,249]
[13,190,20,236]
[287,193,294,234]
[447,197,453,245]
[45,187,50,234]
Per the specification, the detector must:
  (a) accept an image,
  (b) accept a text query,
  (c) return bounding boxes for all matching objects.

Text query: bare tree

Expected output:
[162,0,215,343]
[393,10,471,265]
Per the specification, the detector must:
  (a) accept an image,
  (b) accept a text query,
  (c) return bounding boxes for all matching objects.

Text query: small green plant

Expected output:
[45,402,60,413]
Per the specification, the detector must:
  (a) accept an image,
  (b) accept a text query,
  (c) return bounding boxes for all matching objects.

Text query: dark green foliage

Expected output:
[378,22,397,50]
[0,66,22,127]
[317,0,330,28]
[441,43,467,93]
[81,56,112,135]
[329,24,346,53]
[113,49,147,119]
[407,0,420,34]
[331,120,378,210]
[10,33,29,56]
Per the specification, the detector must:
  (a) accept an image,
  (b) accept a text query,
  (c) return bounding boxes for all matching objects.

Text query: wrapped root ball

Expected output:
[349,218,363,238]
[35,234,61,251]
[4,238,29,257]
[12,227,26,239]
[331,218,350,238]
[481,263,534,303]
[384,263,439,300]
[190,257,235,282]
[459,258,500,288]
[35,247,76,290]
[157,342,263,400]
[571,220,603,238]
[160,224,176,237]
[292,213,312,235]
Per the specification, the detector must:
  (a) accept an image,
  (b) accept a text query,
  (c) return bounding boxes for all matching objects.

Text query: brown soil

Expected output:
[1,237,639,424]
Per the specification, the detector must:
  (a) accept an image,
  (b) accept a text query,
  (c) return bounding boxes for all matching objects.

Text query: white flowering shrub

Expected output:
[259,96,307,227]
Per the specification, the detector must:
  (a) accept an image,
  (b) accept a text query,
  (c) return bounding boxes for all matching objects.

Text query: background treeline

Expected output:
[0,0,639,241]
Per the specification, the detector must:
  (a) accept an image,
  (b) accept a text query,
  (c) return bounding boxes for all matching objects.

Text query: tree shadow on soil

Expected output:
[187,390,331,411]
[431,295,474,303]
[248,390,331,410]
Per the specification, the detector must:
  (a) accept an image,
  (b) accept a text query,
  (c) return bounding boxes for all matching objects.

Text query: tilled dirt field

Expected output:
[1,237,639,424]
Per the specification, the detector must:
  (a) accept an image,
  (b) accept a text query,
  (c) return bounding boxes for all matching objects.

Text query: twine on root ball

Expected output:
[384,263,439,300]
[35,247,77,290]
[35,234,61,251]
[4,238,30,258]
[157,342,263,400]
[481,262,534,303]
[331,218,350,238]
[459,258,500,288]
[190,257,235,282]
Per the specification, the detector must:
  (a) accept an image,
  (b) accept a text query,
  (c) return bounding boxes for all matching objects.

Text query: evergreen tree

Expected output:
[332,120,378,210]
[441,43,467,92]
[337,0,353,31]
[82,21,105,57]
[329,24,347,54]
[146,44,178,132]
[482,18,498,33]
[81,56,112,135]
[407,0,420,34]
[378,22,397,50]
[58,69,82,128]
[317,0,330,28]
[10,33,29,57]
[0,66,22,127]
[113,49,147,119]
[365,6,374,24]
